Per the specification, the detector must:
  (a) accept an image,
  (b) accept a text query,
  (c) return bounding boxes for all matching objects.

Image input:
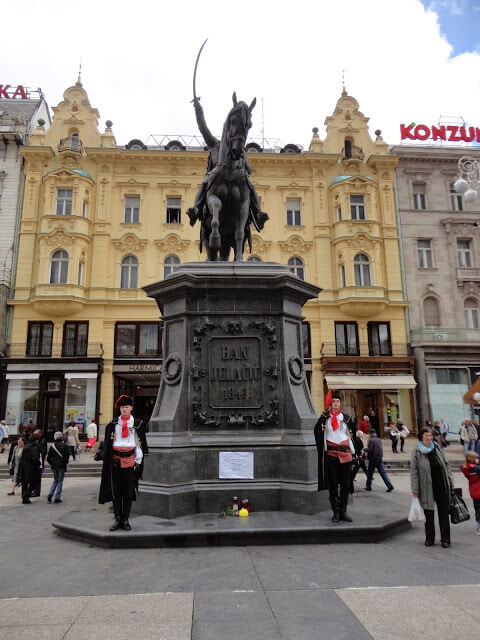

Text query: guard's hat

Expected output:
[324,390,341,409]
[115,394,134,409]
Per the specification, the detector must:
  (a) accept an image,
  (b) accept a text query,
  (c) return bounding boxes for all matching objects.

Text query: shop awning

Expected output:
[325,375,417,390]
[463,377,480,404]
[6,373,40,380]
[65,372,98,379]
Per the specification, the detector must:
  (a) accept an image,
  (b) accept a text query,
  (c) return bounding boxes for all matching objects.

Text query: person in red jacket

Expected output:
[462,451,480,535]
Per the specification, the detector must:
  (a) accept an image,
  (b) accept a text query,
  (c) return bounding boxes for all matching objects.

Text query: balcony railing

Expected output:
[341,145,364,161]
[321,342,411,357]
[457,267,480,281]
[411,328,480,343]
[58,136,83,153]
[7,342,104,358]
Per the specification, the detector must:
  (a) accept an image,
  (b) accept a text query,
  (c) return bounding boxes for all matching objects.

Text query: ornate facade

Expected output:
[1,80,415,437]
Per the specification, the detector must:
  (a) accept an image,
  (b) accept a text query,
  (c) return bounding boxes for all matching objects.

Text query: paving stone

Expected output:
[0,625,70,639]
[193,590,271,620]
[0,596,89,626]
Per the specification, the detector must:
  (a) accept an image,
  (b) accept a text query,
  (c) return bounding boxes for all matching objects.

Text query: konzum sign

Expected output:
[400,123,480,143]
[0,85,28,99]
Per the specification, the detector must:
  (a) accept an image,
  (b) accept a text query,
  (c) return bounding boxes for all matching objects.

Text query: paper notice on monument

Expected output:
[219,451,254,479]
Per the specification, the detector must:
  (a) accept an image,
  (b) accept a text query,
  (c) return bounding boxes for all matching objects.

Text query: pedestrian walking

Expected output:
[314,390,356,522]
[433,421,443,447]
[46,431,70,503]
[389,423,399,453]
[410,426,454,548]
[18,432,42,504]
[461,451,480,536]
[365,429,394,492]
[350,431,369,491]
[7,436,24,496]
[99,395,148,531]
[31,428,47,496]
[398,421,410,452]
[460,420,477,454]
[0,420,9,453]
[368,409,379,435]
[439,418,450,445]
[64,420,80,461]
[358,415,370,435]
[85,419,97,452]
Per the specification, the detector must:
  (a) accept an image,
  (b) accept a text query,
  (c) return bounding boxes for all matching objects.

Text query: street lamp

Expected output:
[454,156,480,203]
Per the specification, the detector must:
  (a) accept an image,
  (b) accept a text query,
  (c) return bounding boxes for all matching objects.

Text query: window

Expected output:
[424,297,440,327]
[464,298,480,329]
[166,197,181,224]
[163,254,180,279]
[339,264,346,288]
[82,201,88,218]
[417,239,434,268]
[115,322,162,357]
[247,256,262,262]
[27,322,53,356]
[77,262,84,286]
[336,206,342,222]
[450,185,464,211]
[354,253,371,286]
[350,194,365,220]
[335,322,359,356]
[124,196,140,224]
[62,322,88,356]
[368,322,392,356]
[288,256,305,280]
[302,322,311,360]
[56,189,72,216]
[50,250,68,284]
[120,255,138,288]
[413,184,426,210]
[286,198,301,226]
[457,239,473,267]
[344,139,352,159]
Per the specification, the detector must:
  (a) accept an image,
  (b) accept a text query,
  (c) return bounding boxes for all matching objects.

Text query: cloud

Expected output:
[1,0,480,148]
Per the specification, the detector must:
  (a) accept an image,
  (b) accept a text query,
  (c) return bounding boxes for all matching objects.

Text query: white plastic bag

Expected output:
[408,496,425,522]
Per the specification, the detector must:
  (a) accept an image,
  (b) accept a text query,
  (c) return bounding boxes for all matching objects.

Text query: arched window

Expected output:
[288,256,305,280]
[424,296,440,327]
[344,138,352,159]
[163,254,180,279]
[50,250,68,284]
[464,298,479,329]
[120,255,138,289]
[354,253,371,286]
[247,256,262,263]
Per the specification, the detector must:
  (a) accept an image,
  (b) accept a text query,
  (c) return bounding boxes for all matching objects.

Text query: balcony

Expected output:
[457,267,480,282]
[411,327,480,343]
[6,342,104,359]
[321,342,410,357]
[341,145,364,162]
[58,136,83,153]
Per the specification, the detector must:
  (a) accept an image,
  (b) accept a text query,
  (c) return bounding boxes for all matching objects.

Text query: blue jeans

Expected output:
[366,459,393,490]
[48,468,65,500]
[464,440,476,454]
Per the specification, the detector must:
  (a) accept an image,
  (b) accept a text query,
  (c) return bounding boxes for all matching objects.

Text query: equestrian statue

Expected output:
[187,41,269,262]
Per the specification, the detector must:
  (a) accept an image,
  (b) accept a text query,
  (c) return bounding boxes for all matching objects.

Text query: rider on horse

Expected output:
[187,97,268,243]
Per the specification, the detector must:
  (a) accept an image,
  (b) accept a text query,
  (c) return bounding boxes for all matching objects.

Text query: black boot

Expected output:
[110,498,122,531]
[339,488,352,521]
[339,511,353,522]
[331,496,340,523]
[121,498,133,531]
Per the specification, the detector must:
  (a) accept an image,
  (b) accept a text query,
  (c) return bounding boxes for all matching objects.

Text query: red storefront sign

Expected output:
[400,123,480,143]
[0,85,28,99]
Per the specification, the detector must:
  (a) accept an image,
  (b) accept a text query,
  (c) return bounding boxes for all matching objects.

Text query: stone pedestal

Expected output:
[135,262,328,518]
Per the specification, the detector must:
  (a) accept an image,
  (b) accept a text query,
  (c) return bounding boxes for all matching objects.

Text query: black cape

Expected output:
[98,417,148,504]
[314,411,357,491]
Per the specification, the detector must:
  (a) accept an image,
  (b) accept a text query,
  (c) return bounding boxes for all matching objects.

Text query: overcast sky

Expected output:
[2,0,480,148]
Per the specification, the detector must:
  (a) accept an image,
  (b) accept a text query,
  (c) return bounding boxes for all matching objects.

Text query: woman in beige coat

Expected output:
[64,420,80,461]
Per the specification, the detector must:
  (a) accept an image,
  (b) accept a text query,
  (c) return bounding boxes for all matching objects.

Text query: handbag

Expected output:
[450,490,470,524]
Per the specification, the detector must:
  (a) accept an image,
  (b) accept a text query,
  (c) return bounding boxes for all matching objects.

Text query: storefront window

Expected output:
[5,377,39,435]
[64,376,97,432]
[427,367,471,432]
[139,324,158,355]
[115,324,136,356]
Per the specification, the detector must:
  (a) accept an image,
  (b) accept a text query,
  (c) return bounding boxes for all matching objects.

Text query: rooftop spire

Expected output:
[76,58,82,87]
[341,69,347,96]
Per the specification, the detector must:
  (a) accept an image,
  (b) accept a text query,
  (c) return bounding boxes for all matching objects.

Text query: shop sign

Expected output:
[400,123,480,143]
[0,85,28,99]
[129,363,161,373]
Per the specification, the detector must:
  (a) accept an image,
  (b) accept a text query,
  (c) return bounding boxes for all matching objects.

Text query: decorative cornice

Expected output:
[112,233,147,252]
[278,235,313,254]
[251,235,272,254]
[155,233,190,253]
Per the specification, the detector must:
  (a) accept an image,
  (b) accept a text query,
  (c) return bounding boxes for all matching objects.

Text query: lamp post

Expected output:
[454,156,480,203]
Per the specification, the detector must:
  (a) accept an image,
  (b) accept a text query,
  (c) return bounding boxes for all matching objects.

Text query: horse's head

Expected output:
[225,92,256,161]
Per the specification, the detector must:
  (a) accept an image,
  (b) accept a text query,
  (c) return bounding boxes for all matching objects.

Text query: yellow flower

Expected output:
[238,508,249,517]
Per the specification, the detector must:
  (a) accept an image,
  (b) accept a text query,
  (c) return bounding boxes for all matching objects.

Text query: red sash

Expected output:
[326,439,352,463]
[112,446,135,468]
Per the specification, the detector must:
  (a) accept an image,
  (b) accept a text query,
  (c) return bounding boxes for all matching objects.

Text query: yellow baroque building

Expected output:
[2,80,415,438]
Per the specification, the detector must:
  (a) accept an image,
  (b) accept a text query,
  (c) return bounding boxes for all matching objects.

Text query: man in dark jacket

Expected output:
[366,429,394,492]
[18,432,42,504]
[31,428,47,497]
[99,395,148,531]
[46,431,70,503]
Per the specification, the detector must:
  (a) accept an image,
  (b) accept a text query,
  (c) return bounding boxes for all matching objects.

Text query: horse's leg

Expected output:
[219,244,231,261]
[207,194,222,252]
[233,194,250,262]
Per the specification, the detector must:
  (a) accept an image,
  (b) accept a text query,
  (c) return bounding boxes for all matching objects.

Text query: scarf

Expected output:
[329,410,341,430]
[121,417,130,438]
[418,441,434,454]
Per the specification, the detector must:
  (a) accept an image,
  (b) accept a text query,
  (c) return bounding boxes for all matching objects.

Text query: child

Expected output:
[462,451,480,535]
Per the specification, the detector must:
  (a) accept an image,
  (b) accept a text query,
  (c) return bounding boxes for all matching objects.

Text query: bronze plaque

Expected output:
[208,336,262,409]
